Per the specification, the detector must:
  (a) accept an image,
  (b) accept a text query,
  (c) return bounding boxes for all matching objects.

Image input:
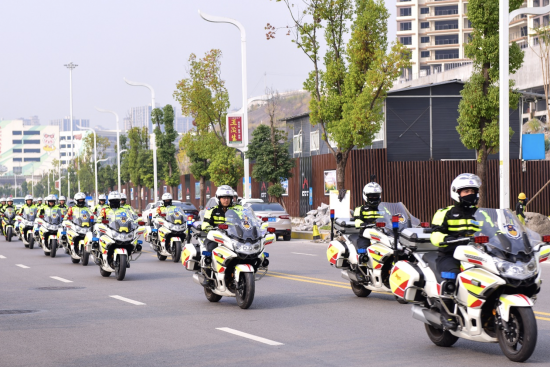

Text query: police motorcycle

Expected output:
[84,209,146,281]
[3,206,17,242]
[15,206,38,249]
[390,208,550,362]
[144,206,189,262]
[182,208,274,309]
[60,207,94,265]
[326,202,430,298]
[35,207,63,258]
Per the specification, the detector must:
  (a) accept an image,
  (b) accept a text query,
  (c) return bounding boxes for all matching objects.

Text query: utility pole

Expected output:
[64,62,78,201]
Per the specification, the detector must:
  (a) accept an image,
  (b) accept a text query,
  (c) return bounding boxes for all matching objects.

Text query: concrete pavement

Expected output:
[1,236,549,366]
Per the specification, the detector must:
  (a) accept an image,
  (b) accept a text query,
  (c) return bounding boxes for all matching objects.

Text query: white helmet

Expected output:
[45,194,57,205]
[98,194,107,201]
[450,173,481,205]
[108,191,121,200]
[74,192,86,207]
[0,197,6,203]
[59,196,66,202]
[25,195,33,201]
[120,193,127,200]
[216,185,234,199]
[37,197,43,202]
[362,182,382,206]
[162,193,172,201]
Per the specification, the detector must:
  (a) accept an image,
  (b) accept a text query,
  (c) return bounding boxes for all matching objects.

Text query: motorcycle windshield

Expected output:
[224,208,262,242]
[45,208,63,225]
[473,208,536,255]
[73,208,92,228]
[106,210,135,233]
[377,202,421,231]
[23,207,37,222]
[4,207,15,219]
[165,206,186,224]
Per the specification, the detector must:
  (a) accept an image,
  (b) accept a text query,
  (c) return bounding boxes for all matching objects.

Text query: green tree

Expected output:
[247,89,295,203]
[20,181,29,196]
[456,0,524,207]
[273,0,410,189]
[125,127,151,211]
[152,105,180,195]
[174,50,244,202]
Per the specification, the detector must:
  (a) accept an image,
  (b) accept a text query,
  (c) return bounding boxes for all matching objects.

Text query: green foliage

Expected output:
[277,0,410,188]
[152,105,181,190]
[74,133,111,195]
[545,138,550,152]
[20,181,28,196]
[208,145,244,188]
[247,124,294,184]
[527,118,541,133]
[267,183,285,199]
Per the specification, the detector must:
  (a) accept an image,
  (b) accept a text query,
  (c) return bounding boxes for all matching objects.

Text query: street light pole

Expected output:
[198,10,250,199]
[123,78,158,202]
[64,62,77,201]
[95,107,121,192]
[78,125,99,205]
[499,4,550,209]
[96,158,109,203]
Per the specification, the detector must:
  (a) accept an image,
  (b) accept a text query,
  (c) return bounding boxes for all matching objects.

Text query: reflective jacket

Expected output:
[353,204,382,229]
[201,204,244,232]
[93,203,108,216]
[516,200,526,218]
[430,204,480,254]
[17,204,37,216]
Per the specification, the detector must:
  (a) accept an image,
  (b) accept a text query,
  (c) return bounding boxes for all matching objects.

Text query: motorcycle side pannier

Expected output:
[400,228,437,252]
[389,261,424,303]
[334,218,360,234]
[326,240,349,269]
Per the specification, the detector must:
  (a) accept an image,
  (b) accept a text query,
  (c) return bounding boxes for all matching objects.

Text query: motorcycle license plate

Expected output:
[268,217,277,222]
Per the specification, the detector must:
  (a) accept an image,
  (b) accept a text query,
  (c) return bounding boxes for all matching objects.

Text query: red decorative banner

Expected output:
[228,116,242,144]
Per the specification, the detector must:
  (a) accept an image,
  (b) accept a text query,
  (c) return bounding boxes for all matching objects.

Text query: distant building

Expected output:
[50,117,90,132]
[19,116,40,126]
[175,115,191,134]
[59,130,91,167]
[0,120,60,176]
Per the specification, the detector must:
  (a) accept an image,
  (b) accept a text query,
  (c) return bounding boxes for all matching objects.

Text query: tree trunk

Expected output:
[137,184,142,212]
[199,176,205,208]
[335,150,349,191]
[476,146,488,208]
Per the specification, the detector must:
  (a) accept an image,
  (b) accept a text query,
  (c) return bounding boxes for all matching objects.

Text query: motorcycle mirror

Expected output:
[376,222,386,228]
[420,222,430,228]
[267,227,276,233]
[218,224,228,230]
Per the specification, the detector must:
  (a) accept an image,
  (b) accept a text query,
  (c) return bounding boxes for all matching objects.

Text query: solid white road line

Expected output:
[291,252,317,256]
[0,255,6,259]
[109,295,146,306]
[216,327,284,346]
[15,264,29,269]
[50,276,73,283]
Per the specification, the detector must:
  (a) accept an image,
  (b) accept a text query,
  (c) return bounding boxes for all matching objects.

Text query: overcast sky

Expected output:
[1,0,397,128]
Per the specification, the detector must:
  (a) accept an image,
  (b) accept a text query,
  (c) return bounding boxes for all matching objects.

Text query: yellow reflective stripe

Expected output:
[448,227,480,232]
[432,207,452,226]
[447,219,483,226]
[201,222,212,231]
[431,231,448,247]
[354,207,361,216]
[355,219,364,228]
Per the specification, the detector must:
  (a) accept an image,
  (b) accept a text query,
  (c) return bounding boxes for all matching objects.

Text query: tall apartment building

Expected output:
[396,0,548,81]
[50,117,90,132]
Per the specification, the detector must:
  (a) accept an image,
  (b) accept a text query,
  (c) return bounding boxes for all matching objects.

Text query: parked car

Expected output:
[142,201,199,224]
[242,202,292,241]
[240,198,264,206]
[199,197,219,221]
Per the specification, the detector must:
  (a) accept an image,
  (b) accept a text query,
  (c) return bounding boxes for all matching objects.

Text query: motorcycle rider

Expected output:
[58,195,68,210]
[201,185,244,252]
[156,193,175,216]
[2,198,15,236]
[36,197,44,210]
[98,191,135,223]
[430,173,482,330]
[16,195,36,236]
[353,182,384,249]
[0,197,6,212]
[64,193,90,249]
[120,193,135,213]
[516,192,527,225]
[38,195,59,215]
[93,194,108,216]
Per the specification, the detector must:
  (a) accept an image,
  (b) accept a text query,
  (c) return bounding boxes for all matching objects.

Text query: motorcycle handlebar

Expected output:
[439,237,471,246]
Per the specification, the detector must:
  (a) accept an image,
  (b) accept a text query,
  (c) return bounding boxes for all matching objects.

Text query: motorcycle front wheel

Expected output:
[171,241,182,263]
[7,227,12,242]
[236,272,255,309]
[100,268,111,277]
[81,249,89,266]
[425,324,458,347]
[497,307,537,362]
[50,240,57,258]
[28,234,34,249]
[115,254,127,281]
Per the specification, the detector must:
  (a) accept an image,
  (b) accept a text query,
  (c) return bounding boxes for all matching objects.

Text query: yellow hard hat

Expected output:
[518,193,526,200]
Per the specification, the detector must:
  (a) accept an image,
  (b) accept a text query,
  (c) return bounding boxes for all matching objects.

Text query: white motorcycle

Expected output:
[84,210,146,281]
[391,208,550,362]
[35,208,63,258]
[15,207,38,249]
[144,206,189,262]
[326,202,430,298]
[182,208,274,309]
[60,207,94,265]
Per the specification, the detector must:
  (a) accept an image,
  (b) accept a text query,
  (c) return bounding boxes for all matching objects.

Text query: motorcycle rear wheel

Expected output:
[425,324,458,347]
[50,240,58,258]
[171,241,182,263]
[204,287,222,303]
[497,307,537,362]
[236,272,255,309]
[115,254,127,281]
[350,281,371,297]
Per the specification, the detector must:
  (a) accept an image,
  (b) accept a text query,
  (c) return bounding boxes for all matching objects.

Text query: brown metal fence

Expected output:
[114,149,550,220]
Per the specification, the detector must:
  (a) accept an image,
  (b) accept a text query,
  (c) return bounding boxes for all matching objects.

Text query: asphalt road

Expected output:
[1,236,550,367]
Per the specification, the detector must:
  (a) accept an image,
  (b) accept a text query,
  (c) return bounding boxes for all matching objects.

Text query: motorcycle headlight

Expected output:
[234,242,260,254]
[495,258,537,280]
[113,232,133,241]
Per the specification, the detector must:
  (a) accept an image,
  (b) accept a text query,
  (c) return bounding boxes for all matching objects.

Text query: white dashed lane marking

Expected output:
[15,264,29,269]
[0,255,6,259]
[291,252,317,256]
[50,276,73,283]
[109,295,146,306]
[217,327,284,346]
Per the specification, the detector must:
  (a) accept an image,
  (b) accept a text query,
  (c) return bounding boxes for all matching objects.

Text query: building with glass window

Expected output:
[0,120,60,176]
[59,130,91,167]
[396,0,545,81]
[50,117,90,132]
